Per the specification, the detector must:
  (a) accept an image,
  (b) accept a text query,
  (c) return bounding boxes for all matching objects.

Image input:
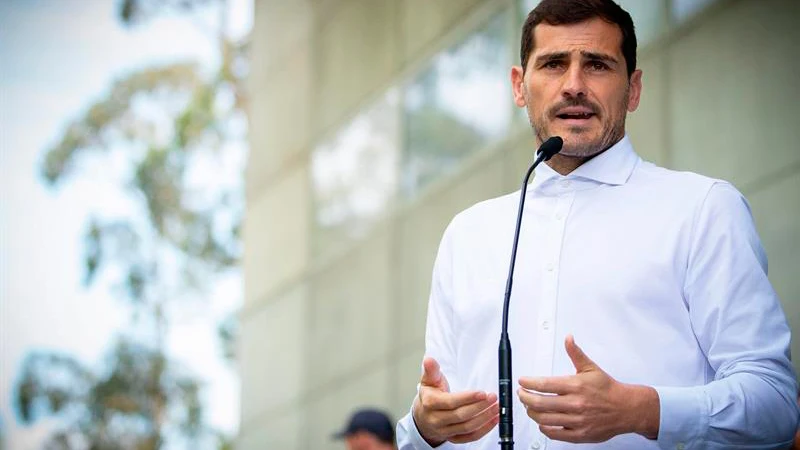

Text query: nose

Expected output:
[561,65,587,98]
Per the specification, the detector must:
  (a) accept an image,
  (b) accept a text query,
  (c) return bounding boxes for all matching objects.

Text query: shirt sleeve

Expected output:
[397,220,463,450]
[655,182,799,449]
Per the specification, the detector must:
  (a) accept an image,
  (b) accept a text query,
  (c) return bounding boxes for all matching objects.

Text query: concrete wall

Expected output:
[240,0,800,448]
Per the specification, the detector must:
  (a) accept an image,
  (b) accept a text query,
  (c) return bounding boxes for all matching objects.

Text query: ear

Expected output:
[627,69,643,112]
[511,65,527,108]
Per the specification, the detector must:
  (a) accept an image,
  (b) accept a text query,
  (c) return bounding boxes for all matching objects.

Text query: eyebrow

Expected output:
[533,51,569,66]
[534,50,619,66]
[581,51,619,65]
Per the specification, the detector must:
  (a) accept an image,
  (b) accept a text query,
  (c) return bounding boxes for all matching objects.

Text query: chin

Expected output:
[549,124,595,139]
[559,137,607,158]
[559,149,604,158]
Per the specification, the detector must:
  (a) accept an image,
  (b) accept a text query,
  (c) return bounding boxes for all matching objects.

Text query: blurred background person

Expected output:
[334,408,397,450]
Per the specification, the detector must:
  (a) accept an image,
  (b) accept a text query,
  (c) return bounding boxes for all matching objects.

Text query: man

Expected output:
[396,0,799,449]
[335,408,398,450]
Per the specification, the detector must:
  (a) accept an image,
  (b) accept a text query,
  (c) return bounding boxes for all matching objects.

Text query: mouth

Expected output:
[555,110,597,124]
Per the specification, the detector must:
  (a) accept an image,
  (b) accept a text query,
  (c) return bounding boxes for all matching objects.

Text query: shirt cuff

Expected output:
[396,408,458,450]
[653,385,709,450]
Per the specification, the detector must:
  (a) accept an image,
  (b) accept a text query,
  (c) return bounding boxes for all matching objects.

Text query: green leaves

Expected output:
[44,60,243,300]
[15,353,93,423]
[16,340,209,448]
[118,0,216,27]
[42,63,203,186]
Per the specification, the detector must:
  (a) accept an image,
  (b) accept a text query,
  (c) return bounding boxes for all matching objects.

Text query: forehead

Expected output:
[531,17,623,58]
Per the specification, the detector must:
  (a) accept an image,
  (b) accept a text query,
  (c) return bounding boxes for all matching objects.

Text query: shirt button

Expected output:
[542,321,550,330]
[555,212,564,220]
[546,262,555,272]
[676,444,685,450]
[560,180,571,188]
[530,442,541,450]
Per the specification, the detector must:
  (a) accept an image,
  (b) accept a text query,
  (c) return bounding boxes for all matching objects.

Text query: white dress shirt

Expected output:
[396,136,798,450]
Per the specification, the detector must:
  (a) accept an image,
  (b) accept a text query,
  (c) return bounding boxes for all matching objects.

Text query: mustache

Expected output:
[548,98,601,117]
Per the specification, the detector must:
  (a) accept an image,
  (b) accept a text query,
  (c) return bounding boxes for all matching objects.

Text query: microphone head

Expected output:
[537,136,563,161]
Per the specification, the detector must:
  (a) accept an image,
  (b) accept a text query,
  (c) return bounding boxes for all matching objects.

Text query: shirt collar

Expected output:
[529,134,639,190]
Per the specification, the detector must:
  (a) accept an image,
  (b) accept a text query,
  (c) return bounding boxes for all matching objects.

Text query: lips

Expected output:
[555,107,596,120]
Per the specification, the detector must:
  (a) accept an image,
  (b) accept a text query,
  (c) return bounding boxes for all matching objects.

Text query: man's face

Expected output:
[512,17,642,158]
[344,431,393,450]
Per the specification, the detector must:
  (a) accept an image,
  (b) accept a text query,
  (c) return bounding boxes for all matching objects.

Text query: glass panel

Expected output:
[311,89,400,255]
[519,0,541,15]
[616,0,667,47]
[402,9,512,197]
[672,0,718,23]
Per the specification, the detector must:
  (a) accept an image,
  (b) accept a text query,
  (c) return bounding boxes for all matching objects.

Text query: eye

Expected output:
[543,60,563,70]
[589,61,609,71]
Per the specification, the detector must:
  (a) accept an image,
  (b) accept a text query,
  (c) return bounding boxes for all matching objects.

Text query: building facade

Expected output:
[240,0,800,448]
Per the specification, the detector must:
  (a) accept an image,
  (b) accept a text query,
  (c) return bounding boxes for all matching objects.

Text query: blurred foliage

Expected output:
[216,313,238,363]
[16,339,206,449]
[119,0,216,26]
[41,59,245,292]
[16,0,247,448]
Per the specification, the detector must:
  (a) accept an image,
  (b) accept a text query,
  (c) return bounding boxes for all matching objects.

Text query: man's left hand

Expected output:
[517,335,660,443]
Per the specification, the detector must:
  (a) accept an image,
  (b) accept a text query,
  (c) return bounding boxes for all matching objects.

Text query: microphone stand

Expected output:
[498,137,563,450]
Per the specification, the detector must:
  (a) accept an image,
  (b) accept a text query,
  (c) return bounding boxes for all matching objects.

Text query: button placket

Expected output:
[533,190,575,378]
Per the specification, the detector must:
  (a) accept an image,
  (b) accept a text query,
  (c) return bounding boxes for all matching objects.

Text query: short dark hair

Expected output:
[520,0,637,77]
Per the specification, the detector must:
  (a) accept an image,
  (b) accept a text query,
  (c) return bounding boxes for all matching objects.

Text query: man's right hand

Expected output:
[412,357,499,447]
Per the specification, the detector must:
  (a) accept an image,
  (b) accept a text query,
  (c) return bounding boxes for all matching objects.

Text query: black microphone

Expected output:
[498,136,563,450]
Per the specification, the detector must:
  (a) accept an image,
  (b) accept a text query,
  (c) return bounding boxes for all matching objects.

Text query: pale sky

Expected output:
[0,0,251,448]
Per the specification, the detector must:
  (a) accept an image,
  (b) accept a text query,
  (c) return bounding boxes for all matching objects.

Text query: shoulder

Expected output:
[635,161,761,255]
[633,160,746,211]
[634,160,718,191]
[436,191,519,254]
[447,191,519,236]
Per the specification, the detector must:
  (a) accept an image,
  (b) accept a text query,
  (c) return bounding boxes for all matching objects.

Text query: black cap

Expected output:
[332,408,395,443]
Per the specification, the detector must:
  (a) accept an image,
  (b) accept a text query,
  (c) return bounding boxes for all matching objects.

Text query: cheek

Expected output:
[527,94,549,118]
[524,83,550,110]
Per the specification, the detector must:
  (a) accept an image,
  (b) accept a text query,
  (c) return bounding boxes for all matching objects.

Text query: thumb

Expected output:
[420,357,449,391]
[565,335,597,373]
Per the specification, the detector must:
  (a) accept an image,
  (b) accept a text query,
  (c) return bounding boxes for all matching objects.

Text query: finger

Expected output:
[449,409,500,444]
[519,375,578,395]
[517,389,575,413]
[437,397,500,428]
[440,400,499,436]
[419,387,490,411]
[421,357,445,388]
[437,393,498,426]
[527,411,581,428]
[565,335,596,373]
[540,424,583,443]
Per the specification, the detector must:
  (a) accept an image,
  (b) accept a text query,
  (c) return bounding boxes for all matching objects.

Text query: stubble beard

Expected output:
[527,90,629,158]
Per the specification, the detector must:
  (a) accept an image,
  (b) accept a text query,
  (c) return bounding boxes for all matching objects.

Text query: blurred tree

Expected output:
[16,340,217,450]
[15,0,247,448]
